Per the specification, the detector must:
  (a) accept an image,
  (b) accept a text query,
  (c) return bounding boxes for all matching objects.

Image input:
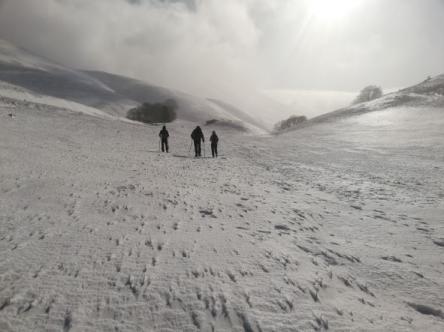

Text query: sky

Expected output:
[0,0,443,116]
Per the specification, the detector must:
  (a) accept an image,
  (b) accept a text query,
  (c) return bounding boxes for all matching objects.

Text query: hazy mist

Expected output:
[0,0,443,114]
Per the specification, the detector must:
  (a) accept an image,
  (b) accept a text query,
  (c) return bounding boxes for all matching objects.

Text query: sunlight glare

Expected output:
[310,0,360,21]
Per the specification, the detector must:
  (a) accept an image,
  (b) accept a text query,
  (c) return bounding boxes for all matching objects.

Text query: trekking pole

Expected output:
[159,138,161,152]
[189,141,193,154]
[203,141,206,158]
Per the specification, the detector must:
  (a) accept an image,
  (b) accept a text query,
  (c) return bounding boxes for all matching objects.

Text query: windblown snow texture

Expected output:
[1,43,444,331]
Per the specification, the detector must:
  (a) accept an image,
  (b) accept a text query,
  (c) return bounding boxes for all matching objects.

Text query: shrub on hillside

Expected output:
[127,99,177,123]
[352,86,383,105]
[274,115,307,132]
[205,119,247,132]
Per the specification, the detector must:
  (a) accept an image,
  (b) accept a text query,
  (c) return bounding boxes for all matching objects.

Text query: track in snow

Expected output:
[0,97,443,331]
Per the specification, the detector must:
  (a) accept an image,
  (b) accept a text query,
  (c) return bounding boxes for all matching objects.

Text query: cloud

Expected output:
[0,0,266,100]
[0,0,443,102]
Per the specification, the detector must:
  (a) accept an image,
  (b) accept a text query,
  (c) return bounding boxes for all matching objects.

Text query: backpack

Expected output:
[159,129,169,139]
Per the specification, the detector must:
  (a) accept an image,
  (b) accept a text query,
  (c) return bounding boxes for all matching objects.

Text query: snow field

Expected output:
[0,94,443,331]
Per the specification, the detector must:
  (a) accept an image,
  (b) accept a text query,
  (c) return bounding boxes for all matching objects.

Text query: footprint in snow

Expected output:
[407,302,444,319]
[381,256,402,263]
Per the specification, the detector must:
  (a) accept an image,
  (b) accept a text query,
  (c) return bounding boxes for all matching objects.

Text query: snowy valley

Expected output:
[1,42,444,332]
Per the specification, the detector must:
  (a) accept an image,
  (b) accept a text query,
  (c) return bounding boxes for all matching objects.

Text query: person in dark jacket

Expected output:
[210,131,219,158]
[190,126,205,157]
[159,125,169,153]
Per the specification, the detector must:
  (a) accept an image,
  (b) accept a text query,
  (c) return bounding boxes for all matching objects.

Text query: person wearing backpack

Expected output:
[159,125,169,153]
[210,131,219,158]
[190,126,205,157]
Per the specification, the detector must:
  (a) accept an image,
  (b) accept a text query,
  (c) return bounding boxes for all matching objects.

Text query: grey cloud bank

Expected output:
[0,0,443,102]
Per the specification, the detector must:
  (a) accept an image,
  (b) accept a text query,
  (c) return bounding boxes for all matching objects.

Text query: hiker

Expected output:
[191,126,205,157]
[159,125,169,153]
[210,131,219,158]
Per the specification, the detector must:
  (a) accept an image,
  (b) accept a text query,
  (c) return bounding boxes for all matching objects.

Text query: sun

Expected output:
[309,0,360,22]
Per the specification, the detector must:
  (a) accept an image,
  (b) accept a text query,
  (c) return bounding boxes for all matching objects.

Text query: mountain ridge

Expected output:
[0,39,268,134]
[276,74,444,134]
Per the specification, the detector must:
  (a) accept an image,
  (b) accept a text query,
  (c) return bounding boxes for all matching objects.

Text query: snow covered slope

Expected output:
[401,74,444,96]
[0,81,117,120]
[0,39,267,133]
[279,74,444,131]
[0,40,121,107]
[1,70,443,331]
[85,71,269,133]
[1,39,443,331]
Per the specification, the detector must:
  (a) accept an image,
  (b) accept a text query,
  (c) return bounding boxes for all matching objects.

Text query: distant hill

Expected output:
[85,71,269,132]
[276,74,444,133]
[399,74,444,96]
[0,39,268,134]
